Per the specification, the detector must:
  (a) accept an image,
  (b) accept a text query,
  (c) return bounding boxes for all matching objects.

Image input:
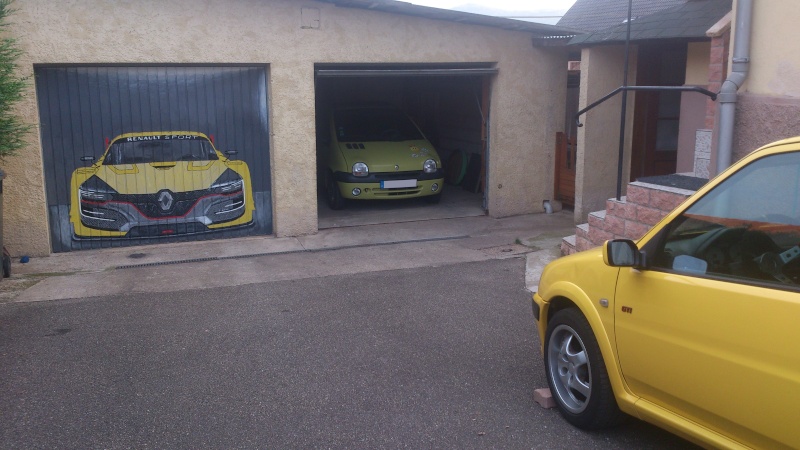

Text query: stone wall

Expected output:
[562,181,694,255]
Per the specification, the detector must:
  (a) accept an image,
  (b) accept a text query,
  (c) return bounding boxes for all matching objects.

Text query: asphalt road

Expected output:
[0,257,693,449]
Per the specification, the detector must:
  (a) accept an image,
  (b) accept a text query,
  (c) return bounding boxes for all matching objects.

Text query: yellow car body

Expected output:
[323,105,444,210]
[70,131,254,239]
[533,137,800,449]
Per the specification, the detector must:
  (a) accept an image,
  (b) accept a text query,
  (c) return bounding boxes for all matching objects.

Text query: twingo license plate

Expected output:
[380,179,417,189]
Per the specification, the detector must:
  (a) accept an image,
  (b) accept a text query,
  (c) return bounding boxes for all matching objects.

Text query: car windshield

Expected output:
[334,108,424,142]
[653,151,800,284]
[685,151,800,227]
[103,135,219,165]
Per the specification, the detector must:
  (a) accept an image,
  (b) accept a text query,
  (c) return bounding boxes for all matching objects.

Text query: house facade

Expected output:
[560,0,800,252]
[8,0,570,256]
[561,0,800,222]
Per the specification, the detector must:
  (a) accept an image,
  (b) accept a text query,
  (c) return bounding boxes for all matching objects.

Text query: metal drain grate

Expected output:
[480,244,531,257]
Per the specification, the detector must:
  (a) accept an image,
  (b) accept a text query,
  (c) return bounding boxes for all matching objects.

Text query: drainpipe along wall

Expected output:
[715,0,753,173]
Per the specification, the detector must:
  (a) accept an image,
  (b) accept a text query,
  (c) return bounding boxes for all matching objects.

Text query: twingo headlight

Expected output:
[352,162,369,177]
[79,175,117,202]
[423,158,437,174]
[211,169,244,194]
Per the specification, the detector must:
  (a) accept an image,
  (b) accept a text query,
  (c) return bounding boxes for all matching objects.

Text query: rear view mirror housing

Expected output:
[603,239,646,268]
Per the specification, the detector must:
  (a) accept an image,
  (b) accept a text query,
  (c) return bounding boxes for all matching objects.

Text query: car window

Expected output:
[104,137,219,165]
[334,108,424,142]
[651,151,800,288]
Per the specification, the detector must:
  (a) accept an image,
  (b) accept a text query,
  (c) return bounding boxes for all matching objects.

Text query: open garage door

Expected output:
[35,65,272,253]
[315,63,495,228]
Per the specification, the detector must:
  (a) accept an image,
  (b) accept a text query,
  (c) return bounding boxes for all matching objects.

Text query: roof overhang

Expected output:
[319,0,579,36]
[568,0,732,46]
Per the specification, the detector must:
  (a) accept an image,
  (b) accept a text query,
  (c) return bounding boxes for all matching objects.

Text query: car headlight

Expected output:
[79,175,117,202]
[423,159,437,174]
[352,162,369,177]
[211,169,245,194]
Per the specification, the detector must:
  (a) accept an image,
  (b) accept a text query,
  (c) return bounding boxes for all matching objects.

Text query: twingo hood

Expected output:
[338,140,440,173]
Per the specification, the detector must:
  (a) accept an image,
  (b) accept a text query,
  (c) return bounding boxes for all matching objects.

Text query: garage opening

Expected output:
[314,63,496,229]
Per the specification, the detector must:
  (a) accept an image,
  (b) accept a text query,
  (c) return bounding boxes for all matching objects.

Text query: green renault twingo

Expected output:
[323,105,444,210]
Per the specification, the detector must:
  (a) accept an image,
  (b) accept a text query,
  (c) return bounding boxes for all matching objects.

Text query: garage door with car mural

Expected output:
[35,66,272,253]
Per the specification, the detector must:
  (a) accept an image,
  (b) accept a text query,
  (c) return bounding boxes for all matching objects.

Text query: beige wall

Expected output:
[685,41,711,86]
[731,0,800,158]
[9,0,566,256]
[739,0,800,97]
[574,45,636,222]
[678,41,711,175]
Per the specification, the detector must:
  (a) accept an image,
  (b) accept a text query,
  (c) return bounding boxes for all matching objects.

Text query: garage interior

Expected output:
[314,63,496,229]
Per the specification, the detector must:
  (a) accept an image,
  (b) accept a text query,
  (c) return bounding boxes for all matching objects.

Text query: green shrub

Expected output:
[0,0,30,159]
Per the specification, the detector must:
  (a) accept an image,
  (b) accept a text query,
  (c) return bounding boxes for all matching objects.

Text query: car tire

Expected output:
[424,192,442,204]
[544,308,624,430]
[326,172,346,210]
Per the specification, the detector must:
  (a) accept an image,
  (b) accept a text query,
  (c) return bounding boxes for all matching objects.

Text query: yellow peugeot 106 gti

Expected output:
[323,105,444,210]
[533,137,800,449]
[70,132,254,239]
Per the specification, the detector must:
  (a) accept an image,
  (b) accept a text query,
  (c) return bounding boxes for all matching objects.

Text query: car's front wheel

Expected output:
[326,172,346,210]
[544,308,624,430]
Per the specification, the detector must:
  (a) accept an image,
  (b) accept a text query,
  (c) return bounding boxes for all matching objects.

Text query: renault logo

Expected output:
[158,190,174,211]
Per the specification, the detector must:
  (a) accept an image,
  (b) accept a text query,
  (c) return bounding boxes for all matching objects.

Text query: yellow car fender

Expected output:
[536,253,642,417]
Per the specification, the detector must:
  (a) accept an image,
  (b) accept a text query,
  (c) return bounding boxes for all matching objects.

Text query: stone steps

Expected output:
[561,181,697,256]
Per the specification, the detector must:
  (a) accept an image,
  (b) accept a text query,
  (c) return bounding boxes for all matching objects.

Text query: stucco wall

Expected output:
[8,0,565,256]
[574,45,636,222]
[697,0,800,174]
[679,40,711,176]
[729,0,800,158]
[685,41,711,86]
[734,94,800,161]
[739,0,800,97]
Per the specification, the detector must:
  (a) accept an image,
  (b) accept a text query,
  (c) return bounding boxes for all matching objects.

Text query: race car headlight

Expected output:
[352,162,369,177]
[211,169,245,194]
[423,159,437,174]
[79,175,117,202]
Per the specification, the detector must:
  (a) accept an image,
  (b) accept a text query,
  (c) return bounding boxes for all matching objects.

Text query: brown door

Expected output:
[630,43,687,179]
[554,132,576,207]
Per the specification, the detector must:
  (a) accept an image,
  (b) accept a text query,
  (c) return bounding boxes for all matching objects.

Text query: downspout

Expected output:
[716,0,753,173]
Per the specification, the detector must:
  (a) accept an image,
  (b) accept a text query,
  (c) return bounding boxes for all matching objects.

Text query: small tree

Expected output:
[0,0,30,159]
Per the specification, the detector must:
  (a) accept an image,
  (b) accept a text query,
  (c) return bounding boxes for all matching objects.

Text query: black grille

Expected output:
[127,222,210,238]
[376,171,422,181]
[116,189,207,218]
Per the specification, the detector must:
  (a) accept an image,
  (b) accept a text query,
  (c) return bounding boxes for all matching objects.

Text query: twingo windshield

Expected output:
[335,108,424,142]
[103,135,219,165]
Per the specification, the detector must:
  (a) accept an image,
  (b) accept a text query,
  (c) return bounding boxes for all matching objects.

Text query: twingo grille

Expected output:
[376,171,422,181]
[117,189,207,218]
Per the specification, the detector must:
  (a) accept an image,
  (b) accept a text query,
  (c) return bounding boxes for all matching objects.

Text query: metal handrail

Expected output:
[575,85,718,127]
[573,85,718,200]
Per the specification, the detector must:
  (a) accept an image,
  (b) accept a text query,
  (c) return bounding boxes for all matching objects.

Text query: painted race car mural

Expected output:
[70,132,254,239]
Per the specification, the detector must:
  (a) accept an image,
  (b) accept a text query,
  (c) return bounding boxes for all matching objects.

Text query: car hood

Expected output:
[76,160,232,194]
[337,140,440,172]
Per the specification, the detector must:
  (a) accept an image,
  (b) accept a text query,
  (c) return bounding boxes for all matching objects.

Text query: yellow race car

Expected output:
[70,132,254,239]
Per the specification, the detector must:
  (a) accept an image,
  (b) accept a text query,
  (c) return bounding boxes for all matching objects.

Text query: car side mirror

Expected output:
[225,150,238,158]
[80,155,95,165]
[603,239,646,268]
